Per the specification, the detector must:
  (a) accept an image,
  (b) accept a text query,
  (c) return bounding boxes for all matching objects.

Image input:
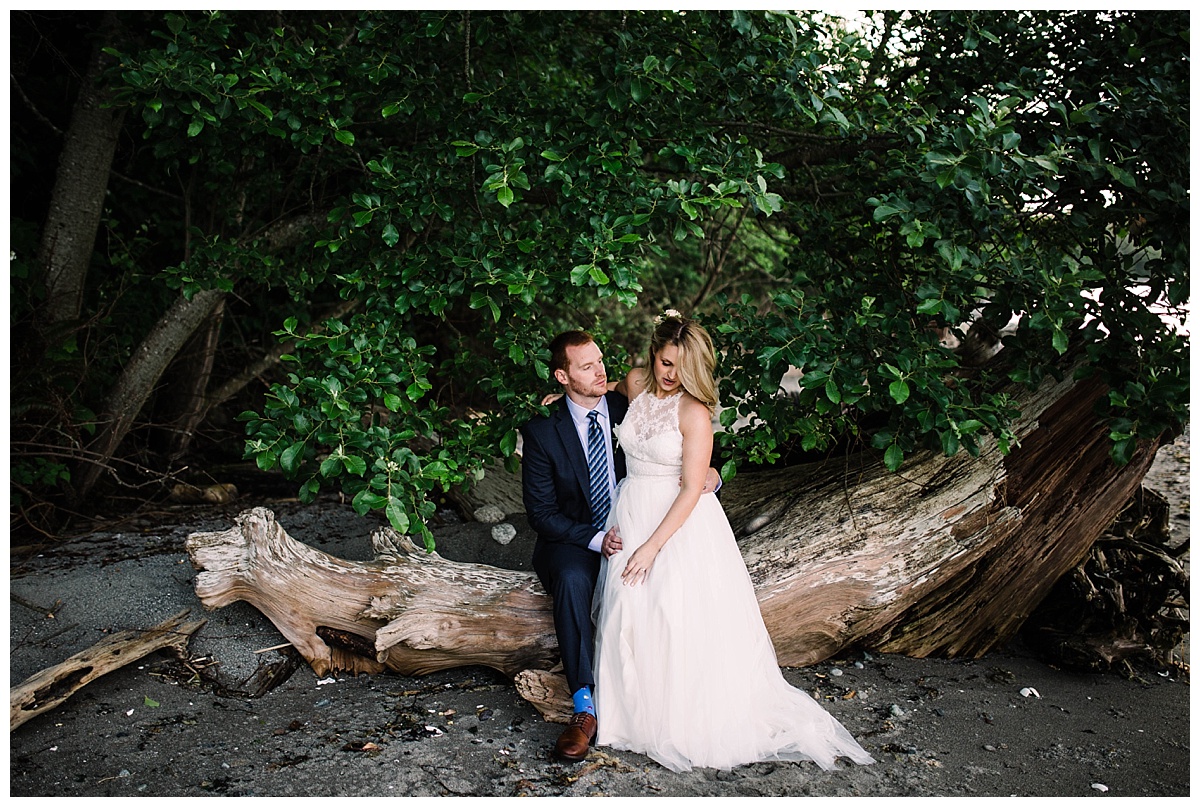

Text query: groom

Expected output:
[521,330,718,762]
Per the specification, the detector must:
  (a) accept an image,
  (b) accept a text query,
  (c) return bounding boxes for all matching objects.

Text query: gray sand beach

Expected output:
[8,432,1189,798]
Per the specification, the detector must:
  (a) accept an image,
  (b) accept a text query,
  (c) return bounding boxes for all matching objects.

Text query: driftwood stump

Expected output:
[185,367,1162,721]
[186,513,558,679]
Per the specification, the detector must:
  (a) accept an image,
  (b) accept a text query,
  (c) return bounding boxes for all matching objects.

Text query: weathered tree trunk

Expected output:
[73,215,335,502]
[37,12,126,326]
[75,288,226,501]
[185,366,1163,721]
[157,298,227,465]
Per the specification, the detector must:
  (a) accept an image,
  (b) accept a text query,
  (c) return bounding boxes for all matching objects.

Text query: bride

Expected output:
[592,310,875,773]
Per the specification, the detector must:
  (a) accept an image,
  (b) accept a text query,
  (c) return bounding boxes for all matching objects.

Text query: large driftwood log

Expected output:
[185,367,1162,720]
[187,514,557,679]
[11,609,206,731]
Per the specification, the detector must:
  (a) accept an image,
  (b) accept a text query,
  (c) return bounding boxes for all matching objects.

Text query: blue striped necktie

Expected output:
[586,410,611,530]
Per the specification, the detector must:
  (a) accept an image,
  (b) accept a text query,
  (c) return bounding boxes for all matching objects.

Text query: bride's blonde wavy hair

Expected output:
[644,311,718,411]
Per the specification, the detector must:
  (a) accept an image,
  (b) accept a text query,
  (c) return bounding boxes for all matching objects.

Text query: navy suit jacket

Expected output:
[521,391,629,551]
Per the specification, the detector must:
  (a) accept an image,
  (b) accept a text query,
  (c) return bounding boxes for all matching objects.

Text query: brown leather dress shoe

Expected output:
[554,712,597,762]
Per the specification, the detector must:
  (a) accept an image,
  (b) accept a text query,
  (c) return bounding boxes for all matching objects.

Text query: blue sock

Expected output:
[572,686,596,716]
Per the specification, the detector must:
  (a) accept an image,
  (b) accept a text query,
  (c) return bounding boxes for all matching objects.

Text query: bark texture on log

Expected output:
[445,459,526,521]
[186,511,557,679]
[10,610,205,731]
[729,372,1160,665]
[185,366,1162,722]
[513,669,573,724]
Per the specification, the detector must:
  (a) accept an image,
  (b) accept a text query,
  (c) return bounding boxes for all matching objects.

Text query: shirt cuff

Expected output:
[587,531,605,553]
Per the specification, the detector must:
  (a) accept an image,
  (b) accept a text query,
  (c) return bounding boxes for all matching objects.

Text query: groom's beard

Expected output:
[567,375,608,400]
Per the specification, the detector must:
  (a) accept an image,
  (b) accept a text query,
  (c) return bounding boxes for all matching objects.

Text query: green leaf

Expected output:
[500,429,518,457]
[1052,326,1069,355]
[888,379,911,405]
[187,118,204,137]
[1106,163,1137,188]
[884,443,904,472]
[386,497,411,533]
[352,488,387,515]
[334,129,355,146]
[381,223,400,247]
[720,459,738,482]
[247,99,273,120]
[342,454,367,476]
[631,77,649,103]
[255,450,278,472]
[280,442,305,474]
[407,380,430,400]
[570,264,592,285]
[496,186,515,207]
[1110,435,1136,465]
[144,696,161,708]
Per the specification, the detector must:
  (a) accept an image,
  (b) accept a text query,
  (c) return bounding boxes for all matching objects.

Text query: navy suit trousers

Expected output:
[532,540,601,695]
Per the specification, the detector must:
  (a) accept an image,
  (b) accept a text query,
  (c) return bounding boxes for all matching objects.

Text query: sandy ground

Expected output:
[7,432,1190,799]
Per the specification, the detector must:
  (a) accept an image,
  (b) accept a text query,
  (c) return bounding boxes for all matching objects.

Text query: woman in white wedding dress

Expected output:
[592,311,874,773]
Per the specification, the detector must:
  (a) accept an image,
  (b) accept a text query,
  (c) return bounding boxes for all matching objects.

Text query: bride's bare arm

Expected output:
[615,367,647,399]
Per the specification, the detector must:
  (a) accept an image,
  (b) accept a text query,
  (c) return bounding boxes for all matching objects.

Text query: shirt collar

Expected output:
[565,394,609,428]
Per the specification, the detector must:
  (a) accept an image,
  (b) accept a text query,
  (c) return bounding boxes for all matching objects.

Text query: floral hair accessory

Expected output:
[653,308,683,325]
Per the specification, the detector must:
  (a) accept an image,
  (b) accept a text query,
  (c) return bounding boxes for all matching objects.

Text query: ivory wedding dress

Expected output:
[592,390,875,772]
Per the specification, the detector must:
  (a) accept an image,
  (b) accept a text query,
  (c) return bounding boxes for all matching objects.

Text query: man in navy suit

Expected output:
[521,330,623,761]
[522,330,719,762]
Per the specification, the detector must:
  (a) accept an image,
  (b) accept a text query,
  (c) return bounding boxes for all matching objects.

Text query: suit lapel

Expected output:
[553,400,591,495]
[606,391,628,482]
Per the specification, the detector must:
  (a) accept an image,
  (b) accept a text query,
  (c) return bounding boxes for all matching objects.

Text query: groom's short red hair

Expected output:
[549,331,596,374]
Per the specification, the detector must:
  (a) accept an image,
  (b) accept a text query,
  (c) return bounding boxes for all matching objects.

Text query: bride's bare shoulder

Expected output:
[678,392,714,429]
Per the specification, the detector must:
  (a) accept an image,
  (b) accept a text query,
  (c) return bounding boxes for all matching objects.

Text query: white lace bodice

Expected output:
[617,391,684,478]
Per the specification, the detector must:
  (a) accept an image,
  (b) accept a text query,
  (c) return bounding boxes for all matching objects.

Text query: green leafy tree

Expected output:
[11,10,1187,546]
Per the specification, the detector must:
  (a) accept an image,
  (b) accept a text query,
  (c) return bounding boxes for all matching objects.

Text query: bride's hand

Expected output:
[541,392,563,406]
[621,543,659,586]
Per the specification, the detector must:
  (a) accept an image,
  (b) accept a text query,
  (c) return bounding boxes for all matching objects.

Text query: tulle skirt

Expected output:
[592,473,875,772]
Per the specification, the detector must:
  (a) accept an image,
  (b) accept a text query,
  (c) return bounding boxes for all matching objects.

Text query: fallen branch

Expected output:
[10,609,206,731]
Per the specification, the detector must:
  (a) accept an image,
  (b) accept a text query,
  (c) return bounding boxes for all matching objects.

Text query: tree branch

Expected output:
[202,297,363,415]
[10,72,63,137]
